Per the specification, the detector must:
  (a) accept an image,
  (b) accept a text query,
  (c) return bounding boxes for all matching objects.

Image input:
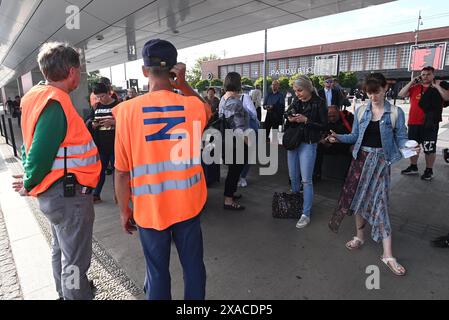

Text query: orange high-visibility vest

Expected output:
[113,90,211,230]
[21,85,101,197]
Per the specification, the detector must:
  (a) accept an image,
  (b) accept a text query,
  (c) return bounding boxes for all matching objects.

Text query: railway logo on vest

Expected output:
[143,105,186,142]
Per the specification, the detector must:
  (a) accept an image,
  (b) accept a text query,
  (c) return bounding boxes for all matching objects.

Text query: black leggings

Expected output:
[224,164,245,198]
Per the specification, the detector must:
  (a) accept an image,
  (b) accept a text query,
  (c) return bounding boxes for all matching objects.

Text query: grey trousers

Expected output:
[37,182,95,300]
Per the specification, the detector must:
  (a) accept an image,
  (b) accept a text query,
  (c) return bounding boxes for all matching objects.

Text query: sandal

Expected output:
[345,236,364,250]
[223,202,245,211]
[380,256,406,276]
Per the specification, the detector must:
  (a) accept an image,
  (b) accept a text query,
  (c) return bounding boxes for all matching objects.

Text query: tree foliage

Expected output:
[187,54,219,87]
[195,79,210,93]
[278,77,290,93]
[241,77,254,87]
[338,72,358,89]
[87,71,102,91]
[210,78,223,87]
[254,76,273,90]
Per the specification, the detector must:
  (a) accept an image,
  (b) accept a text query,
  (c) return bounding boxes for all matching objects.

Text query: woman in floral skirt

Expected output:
[328,73,420,276]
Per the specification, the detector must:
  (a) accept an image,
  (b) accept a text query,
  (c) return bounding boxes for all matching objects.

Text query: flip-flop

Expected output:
[380,256,406,276]
[345,236,364,250]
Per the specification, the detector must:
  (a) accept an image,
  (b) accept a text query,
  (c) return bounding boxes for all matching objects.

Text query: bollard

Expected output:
[1,115,9,144]
[7,118,18,157]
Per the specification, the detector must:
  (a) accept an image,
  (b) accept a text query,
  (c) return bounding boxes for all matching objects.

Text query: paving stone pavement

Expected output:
[0,136,144,300]
[0,209,23,300]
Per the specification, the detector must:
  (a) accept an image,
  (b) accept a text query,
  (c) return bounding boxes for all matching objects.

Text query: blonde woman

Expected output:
[284,75,327,228]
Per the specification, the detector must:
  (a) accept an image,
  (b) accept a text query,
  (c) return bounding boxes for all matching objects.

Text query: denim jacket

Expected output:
[336,100,408,165]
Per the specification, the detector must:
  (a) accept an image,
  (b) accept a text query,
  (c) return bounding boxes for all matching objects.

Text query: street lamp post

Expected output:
[411,11,423,80]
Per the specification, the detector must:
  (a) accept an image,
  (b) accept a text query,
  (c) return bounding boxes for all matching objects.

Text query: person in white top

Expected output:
[238,92,259,187]
[250,85,262,121]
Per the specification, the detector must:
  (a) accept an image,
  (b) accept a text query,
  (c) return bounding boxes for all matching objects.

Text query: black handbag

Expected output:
[272,192,303,219]
[282,126,304,150]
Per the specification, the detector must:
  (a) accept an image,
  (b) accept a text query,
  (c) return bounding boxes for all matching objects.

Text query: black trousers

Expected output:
[224,164,245,197]
[264,112,281,140]
[256,107,262,122]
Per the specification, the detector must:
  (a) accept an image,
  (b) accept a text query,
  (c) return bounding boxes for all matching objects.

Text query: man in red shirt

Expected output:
[398,66,449,181]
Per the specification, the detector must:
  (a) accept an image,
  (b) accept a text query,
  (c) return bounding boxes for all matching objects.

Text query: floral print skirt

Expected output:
[329,147,391,242]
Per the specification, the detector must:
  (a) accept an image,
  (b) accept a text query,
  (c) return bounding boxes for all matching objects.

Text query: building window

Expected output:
[288,57,298,70]
[251,62,259,78]
[339,53,348,72]
[350,50,364,71]
[298,56,314,74]
[235,64,242,75]
[228,64,235,72]
[307,56,315,70]
[278,59,287,71]
[242,64,250,78]
[269,60,277,76]
[445,42,449,66]
[382,47,397,69]
[299,56,309,69]
[220,66,228,80]
[366,48,380,70]
[400,45,411,69]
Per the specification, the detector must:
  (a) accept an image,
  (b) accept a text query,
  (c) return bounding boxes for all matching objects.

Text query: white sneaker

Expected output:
[239,178,248,188]
[296,215,310,229]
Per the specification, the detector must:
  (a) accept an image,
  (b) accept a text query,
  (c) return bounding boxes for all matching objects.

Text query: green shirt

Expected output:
[21,100,67,191]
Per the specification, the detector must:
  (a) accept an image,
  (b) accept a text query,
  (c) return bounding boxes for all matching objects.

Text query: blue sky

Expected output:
[101,0,449,88]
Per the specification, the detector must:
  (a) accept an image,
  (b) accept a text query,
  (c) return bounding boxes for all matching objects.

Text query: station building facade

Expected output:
[201,26,449,84]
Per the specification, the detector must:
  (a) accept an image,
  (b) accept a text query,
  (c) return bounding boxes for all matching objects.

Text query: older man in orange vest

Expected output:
[13,42,101,300]
[114,39,211,300]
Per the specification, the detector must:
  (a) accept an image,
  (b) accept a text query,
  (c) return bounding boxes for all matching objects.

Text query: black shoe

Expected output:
[89,280,97,297]
[421,169,433,181]
[431,236,449,248]
[443,148,449,163]
[401,165,418,175]
[223,202,245,211]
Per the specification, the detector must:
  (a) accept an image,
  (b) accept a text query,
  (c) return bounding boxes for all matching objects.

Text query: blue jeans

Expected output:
[94,153,114,196]
[138,216,206,300]
[287,143,317,217]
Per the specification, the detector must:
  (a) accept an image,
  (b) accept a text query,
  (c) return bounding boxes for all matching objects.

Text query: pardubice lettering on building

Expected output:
[270,66,313,77]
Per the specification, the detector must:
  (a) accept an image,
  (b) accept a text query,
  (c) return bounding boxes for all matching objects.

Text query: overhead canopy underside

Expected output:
[0,0,394,87]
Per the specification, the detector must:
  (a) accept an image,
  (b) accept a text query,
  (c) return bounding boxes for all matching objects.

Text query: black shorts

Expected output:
[408,124,439,154]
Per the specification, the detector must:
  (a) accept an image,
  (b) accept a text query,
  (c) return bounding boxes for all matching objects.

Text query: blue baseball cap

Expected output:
[142,39,177,68]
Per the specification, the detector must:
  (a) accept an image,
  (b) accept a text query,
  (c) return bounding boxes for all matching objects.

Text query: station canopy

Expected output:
[0,0,394,87]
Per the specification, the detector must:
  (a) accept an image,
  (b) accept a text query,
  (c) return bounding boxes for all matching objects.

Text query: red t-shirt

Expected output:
[408,85,429,125]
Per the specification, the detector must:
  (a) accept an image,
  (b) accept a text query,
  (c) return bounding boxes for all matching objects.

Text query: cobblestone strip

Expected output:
[0,141,143,300]
[0,209,23,300]
[25,197,143,300]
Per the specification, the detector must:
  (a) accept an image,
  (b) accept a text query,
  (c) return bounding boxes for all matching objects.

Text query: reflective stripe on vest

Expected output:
[132,173,202,196]
[56,140,97,157]
[131,157,201,179]
[52,154,100,170]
